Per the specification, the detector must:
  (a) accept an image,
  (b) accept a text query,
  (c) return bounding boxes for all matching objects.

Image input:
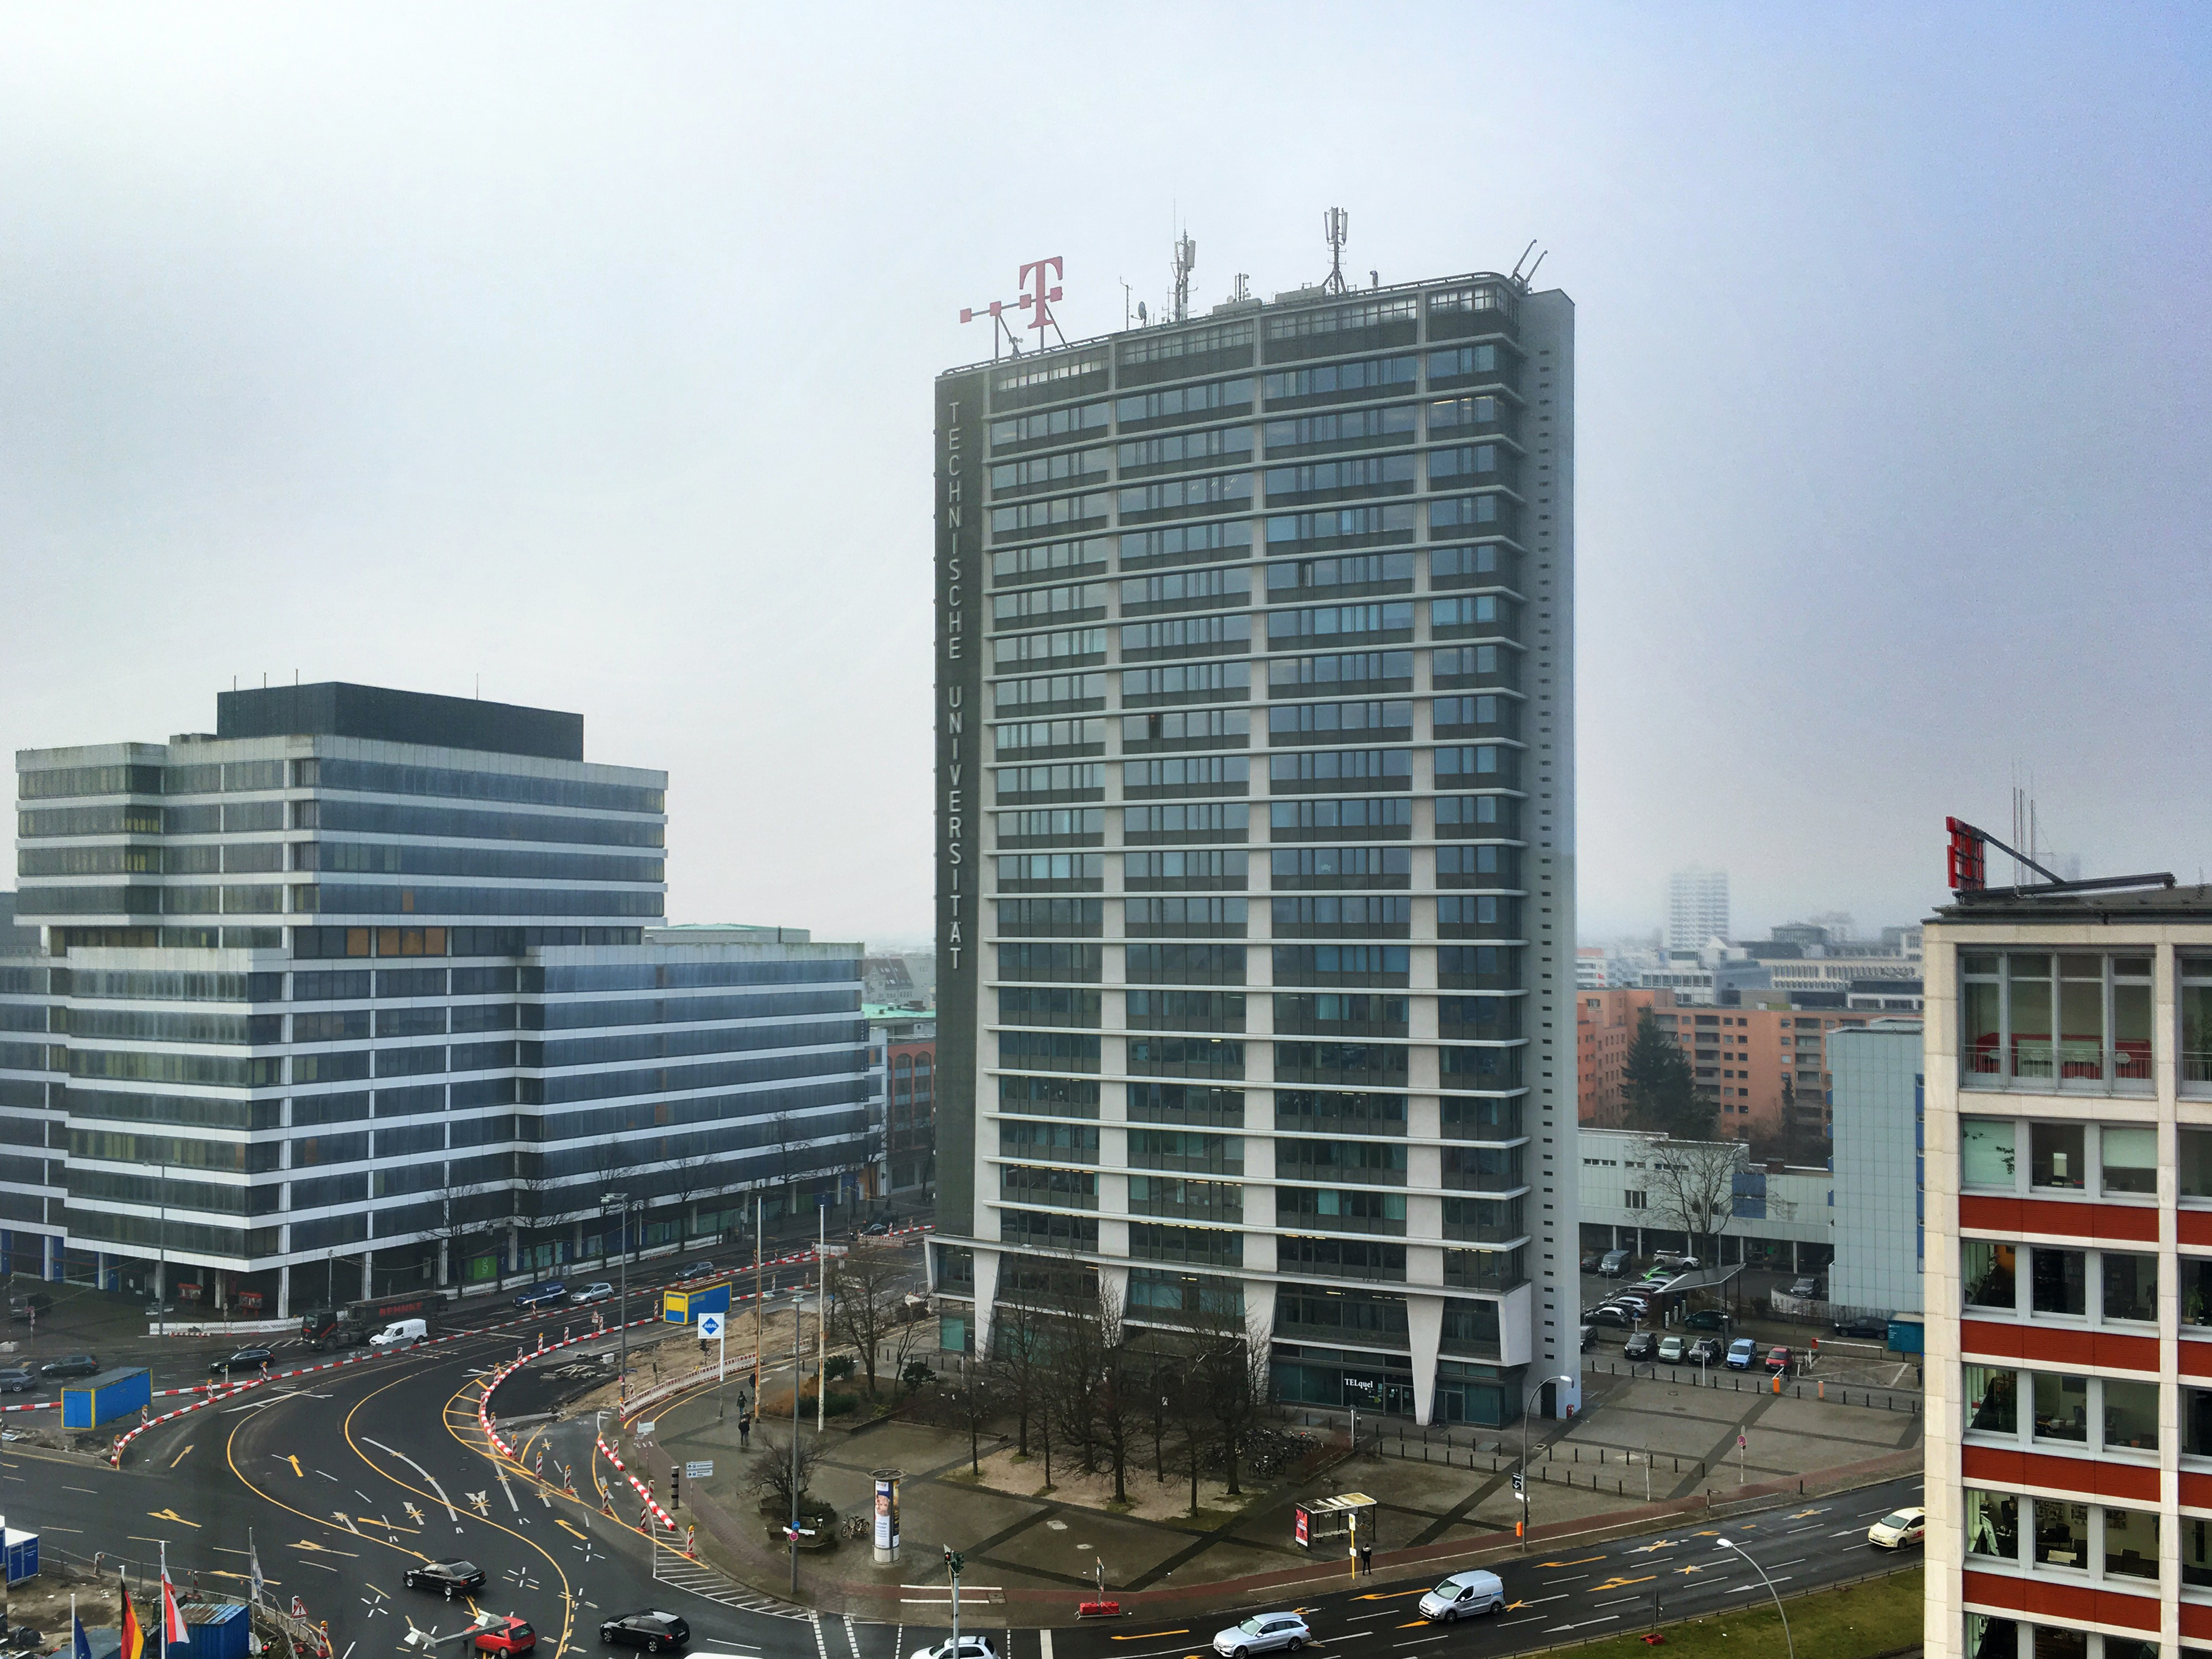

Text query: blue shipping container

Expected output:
[181,1602,248,1659]
[5,1526,36,1585]
[62,1366,151,1430]
[663,1283,731,1324]
[1888,1318,1925,1355]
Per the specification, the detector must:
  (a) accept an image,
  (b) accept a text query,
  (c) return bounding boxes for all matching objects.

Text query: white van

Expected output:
[1418,1569,1505,1622]
[370,1317,428,1351]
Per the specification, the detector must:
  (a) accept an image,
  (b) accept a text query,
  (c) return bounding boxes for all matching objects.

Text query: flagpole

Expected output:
[160,1542,167,1659]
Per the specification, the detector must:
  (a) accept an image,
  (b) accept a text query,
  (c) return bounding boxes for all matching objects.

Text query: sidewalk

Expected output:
[632,1369,1922,1625]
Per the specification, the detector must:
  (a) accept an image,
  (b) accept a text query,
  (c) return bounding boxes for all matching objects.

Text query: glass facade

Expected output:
[938,273,1577,1426]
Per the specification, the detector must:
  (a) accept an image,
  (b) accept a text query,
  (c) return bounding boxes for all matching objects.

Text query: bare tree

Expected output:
[665,1141,719,1244]
[826,1242,908,1401]
[748,1429,827,1515]
[949,1353,1002,1476]
[1092,1281,1143,1504]
[1644,1136,1747,1264]
[996,1283,1051,1464]
[1045,1268,1106,1474]
[1179,1298,1270,1499]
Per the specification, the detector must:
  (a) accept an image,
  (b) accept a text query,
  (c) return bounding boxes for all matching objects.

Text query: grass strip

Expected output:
[1539,1562,1921,1659]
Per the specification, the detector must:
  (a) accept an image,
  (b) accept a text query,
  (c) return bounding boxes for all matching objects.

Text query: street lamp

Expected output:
[1715,1538,1795,1659]
[1517,1372,1574,1552]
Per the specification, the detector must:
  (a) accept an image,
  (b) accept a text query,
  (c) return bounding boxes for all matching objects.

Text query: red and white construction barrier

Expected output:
[595,1431,676,1533]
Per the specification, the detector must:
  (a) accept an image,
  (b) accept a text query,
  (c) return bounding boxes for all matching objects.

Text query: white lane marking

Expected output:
[810,1614,829,1659]
[1391,1641,1449,1650]
[1541,1573,1590,1584]
[843,1616,860,1659]
[362,1436,463,1531]
[1545,1617,1619,1633]
[1513,1596,1569,1608]
[495,1468,520,1512]
[1040,1632,1055,1659]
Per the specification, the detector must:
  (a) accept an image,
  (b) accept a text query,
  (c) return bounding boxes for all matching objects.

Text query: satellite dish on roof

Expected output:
[1137,301,1147,323]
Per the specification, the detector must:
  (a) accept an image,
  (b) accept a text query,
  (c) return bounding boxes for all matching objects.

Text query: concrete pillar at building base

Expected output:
[970,1249,1002,1358]
[278,1264,290,1321]
[362,1251,373,1300]
[43,1234,56,1282]
[1406,1294,1444,1427]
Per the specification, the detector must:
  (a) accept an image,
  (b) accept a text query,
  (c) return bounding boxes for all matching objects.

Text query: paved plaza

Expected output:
[642,1360,1923,1618]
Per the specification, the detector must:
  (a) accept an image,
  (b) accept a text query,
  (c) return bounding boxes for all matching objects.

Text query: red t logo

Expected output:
[1019,257,1064,333]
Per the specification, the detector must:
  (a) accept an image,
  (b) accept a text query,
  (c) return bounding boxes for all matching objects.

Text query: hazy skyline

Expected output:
[3,4,2206,948]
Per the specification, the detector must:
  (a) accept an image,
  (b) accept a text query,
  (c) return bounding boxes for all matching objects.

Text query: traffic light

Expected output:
[944,1548,964,1577]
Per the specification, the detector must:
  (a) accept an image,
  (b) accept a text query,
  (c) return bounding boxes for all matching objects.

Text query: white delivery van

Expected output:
[370,1317,428,1351]
[1418,1569,1505,1621]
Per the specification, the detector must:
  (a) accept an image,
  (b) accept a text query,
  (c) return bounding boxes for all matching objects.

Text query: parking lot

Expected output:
[1578,1257,1923,1392]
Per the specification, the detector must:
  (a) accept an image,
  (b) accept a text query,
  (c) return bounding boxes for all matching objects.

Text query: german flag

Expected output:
[120,1580,146,1659]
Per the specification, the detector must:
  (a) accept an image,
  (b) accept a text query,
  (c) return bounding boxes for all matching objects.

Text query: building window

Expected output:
[2101,1253,2157,1323]
[2102,1507,2159,1579]
[1964,1364,2017,1435]
[1965,1489,2018,1560]
[2031,1498,2087,1568]
[2029,1247,2085,1316]
[1959,952,2152,1090]
[1960,1118,2017,1189]
[2032,1370,2089,1443]
[2030,1121,2085,1189]
[1963,1240,2015,1310]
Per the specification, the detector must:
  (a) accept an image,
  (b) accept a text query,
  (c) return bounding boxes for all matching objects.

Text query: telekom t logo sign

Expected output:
[1019,257,1063,334]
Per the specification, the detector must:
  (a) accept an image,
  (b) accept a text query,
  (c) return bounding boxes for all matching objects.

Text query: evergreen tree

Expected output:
[1623,1007,1713,1138]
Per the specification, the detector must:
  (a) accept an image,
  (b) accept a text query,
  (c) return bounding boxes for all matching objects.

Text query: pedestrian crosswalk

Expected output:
[651,1546,816,1620]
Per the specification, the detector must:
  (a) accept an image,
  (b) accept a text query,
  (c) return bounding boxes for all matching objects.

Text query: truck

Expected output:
[301,1291,446,1351]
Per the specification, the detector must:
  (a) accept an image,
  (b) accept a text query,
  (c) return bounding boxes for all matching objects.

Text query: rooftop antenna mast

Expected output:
[1321,207,1349,295]
[1172,230,1196,323]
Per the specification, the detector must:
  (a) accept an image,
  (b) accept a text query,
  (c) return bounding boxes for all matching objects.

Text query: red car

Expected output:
[473,1617,537,1656]
[1765,1346,1793,1375]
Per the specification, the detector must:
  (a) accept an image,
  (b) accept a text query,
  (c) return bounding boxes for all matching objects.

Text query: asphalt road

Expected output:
[6,1228,1917,1659]
[1048,1472,1926,1659]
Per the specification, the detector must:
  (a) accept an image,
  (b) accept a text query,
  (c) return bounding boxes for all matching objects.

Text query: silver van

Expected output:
[1419,1569,1505,1621]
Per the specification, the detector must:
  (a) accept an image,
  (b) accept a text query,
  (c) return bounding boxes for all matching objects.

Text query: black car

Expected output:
[1832,1315,1890,1339]
[600,1611,691,1652]
[7,1293,53,1322]
[1623,1331,1657,1361]
[403,1559,487,1599]
[40,1353,98,1379]
[211,1347,273,1375]
[0,1368,36,1394]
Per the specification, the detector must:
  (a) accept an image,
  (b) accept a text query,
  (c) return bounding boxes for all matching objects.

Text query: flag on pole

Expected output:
[120,1576,146,1659]
[73,1599,93,1659]
[249,1531,264,1607]
[161,1569,190,1646]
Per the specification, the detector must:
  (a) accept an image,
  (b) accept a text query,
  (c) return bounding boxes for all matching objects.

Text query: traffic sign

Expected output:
[697,1312,725,1340]
[684,1460,714,1480]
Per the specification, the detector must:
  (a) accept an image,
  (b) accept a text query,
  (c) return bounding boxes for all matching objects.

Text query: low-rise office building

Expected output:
[3,683,873,1313]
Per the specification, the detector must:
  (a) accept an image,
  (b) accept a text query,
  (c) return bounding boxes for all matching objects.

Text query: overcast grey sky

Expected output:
[2,4,2206,947]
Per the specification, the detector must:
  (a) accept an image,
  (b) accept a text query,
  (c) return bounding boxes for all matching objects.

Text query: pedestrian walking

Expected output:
[1359,1542,1373,1576]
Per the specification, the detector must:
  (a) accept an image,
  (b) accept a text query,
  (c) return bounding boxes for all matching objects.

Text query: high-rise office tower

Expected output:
[1667,866,1730,953]
[2,683,873,1311]
[931,265,1577,1426]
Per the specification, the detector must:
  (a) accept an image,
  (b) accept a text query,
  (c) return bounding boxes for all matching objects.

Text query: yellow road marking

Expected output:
[168,1444,194,1469]
[1540,1555,1605,1566]
[554,1519,587,1540]
[1592,1574,1657,1592]
[147,1508,201,1528]
[1353,1591,1427,1602]
[1114,1634,1188,1642]
[284,1454,304,1477]
[289,1539,357,1556]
